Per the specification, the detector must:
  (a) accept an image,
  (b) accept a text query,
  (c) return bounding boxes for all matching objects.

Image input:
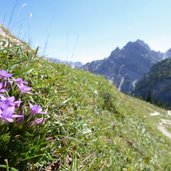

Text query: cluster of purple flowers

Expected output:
[0,70,46,125]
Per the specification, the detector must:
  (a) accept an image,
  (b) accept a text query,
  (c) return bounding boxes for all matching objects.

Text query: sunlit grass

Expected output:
[0,38,171,170]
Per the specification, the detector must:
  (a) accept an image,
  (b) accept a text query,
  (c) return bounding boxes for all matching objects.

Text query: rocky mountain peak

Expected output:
[123,39,151,53]
[110,47,120,56]
[82,39,164,94]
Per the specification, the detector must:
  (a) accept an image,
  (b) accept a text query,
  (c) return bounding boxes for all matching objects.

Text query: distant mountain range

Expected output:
[2,24,171,107]
[45,57,83,69]
[82,39,170,93]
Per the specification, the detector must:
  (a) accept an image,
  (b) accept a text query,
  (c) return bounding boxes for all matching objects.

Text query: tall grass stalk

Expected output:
[7,0,18,28]
[42,8,56,57]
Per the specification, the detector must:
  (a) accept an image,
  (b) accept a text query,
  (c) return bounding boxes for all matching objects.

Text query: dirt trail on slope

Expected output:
[150,111,171,140]
[157,125,171,140]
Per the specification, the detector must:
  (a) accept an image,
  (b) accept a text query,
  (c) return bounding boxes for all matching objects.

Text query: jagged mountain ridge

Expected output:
[82,39,167,93]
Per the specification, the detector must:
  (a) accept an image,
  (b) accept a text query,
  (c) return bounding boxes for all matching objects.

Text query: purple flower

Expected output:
[0,82,6,93]
[17,84,32,94]
[14,99,22,108]
[0,70,12,79]
[13,77,32,94]
[0,106,14,122]
[14,78,28,86]
[28,102,46,115]
[0,105,23,122]
[0,95,22,108]
[32,118,44,125]
[0,95,15,109]
[0,95,23,122]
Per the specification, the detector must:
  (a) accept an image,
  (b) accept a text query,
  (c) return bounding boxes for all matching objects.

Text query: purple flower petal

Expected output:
[8,96,15,103]
[30,118,44,126]
[17,84,32,94]
[0,95,15,106]
[0,89,6,93]
[5,106,15,116]
[14,99,22,108]
[0,82,3,89]
[5,118,14,122]
[0,70,12,79]
[0,95,6,100]
[34,118,44,125]
[12,114,24,118]
[28,102,46,115]
[0,95,24,123]
[0,82,6,92]
[0,106,15,122]
[14,78,28,86]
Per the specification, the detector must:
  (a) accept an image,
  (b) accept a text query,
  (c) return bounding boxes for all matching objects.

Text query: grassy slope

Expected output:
[0,39,171,170]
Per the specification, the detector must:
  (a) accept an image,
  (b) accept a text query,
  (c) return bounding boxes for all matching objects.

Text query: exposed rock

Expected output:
[82,39,163,93]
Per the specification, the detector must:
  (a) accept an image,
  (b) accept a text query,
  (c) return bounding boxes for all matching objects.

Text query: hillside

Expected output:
[133,58,171,107]
[0,25,21,45]
[82,40,163,94]
[45,57,83,68]
[0,26,171,170]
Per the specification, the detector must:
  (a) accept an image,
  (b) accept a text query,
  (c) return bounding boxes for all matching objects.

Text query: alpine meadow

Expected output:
[0,1,171,171]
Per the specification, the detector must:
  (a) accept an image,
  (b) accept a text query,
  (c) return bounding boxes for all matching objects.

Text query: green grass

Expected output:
[166,126,171,133]
[166,125,171,133]
[0,37,171,170]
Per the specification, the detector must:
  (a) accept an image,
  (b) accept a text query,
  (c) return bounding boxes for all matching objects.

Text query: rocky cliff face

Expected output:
[83,40,163,93]
[133,58,171,107]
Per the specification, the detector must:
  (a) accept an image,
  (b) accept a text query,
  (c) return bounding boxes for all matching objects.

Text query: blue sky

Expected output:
[0,0,171,63]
